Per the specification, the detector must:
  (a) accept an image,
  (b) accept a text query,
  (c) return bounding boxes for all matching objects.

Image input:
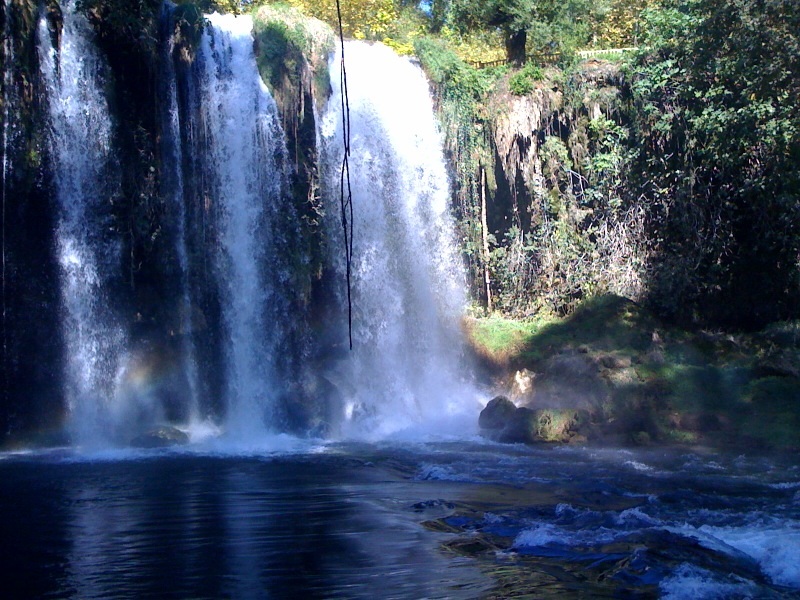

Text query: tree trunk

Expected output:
[480,166,493,312]
[505,28,527,66]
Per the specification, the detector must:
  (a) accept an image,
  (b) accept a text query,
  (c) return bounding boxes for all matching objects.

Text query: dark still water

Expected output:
[1,442,799,599]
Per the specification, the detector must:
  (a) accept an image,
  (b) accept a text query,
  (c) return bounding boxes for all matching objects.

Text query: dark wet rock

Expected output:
[501,408,587,444]
[599,529,768,588]
[679,411,723,432]
[275,374,344,437]
[443,534,501,557]
[130,426,189,448]
[479,396,518,430]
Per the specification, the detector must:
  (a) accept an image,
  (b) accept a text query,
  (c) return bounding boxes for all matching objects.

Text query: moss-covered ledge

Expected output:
[253,4,333,112]
[252,6,334,306]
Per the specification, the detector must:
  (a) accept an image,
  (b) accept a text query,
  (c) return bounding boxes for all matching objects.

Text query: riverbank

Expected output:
[465,294,800,452]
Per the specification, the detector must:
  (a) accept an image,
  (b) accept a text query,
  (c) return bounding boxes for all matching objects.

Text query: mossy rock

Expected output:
[482,404,587,445]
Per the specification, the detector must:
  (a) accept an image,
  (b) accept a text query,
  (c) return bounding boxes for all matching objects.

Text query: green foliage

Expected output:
[508,62,543,95]
[591,0,657,48]
[414,36,492,102]
[414,35,503,303]
[626,0,800,327]
[541,136,571,182]
[271,0,398,40]
[169,3,206,56]
[252,5,333,95]
[446,0,608,62]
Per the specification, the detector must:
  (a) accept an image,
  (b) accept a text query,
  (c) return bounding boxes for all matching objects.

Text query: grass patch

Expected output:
[509,62,544,96]
[466,295,658,365]
[464,315,551,365]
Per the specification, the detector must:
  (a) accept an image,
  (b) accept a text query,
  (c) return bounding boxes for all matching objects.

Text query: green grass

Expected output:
[466,295,658,365]
[464,314,551,364]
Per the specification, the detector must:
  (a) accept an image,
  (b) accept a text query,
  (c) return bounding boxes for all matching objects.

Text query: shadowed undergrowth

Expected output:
[466,295,800,450]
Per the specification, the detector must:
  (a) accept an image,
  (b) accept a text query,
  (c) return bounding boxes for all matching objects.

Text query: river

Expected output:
[2,440,798,598]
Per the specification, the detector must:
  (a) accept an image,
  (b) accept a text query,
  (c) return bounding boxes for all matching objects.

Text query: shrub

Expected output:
[509,62,543,95]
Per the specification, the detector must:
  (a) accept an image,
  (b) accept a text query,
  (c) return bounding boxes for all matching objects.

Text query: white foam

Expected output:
[624,460,653,472]
[616,506,661,527]
[514,523,564,548]
[513,520,620,550]
[768,481,800,490]
[670,520,800,588]
[660,564,757,599]
[698,523,800,588]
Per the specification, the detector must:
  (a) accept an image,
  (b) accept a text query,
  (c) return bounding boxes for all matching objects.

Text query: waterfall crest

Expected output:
[322,41,477,439]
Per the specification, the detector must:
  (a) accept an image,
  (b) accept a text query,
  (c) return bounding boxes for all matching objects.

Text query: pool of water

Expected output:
[1,441,799,598]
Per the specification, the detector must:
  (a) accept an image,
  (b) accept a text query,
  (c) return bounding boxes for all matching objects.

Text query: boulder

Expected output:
[478,396,518,430]
[130,426,189,448]
[480,398,588,445]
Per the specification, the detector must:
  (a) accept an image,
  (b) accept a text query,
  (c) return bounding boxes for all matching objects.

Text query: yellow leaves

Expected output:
[279,0,398,40]
[593,0,661,48]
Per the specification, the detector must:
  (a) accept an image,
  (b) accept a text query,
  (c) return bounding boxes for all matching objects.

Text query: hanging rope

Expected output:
[336,0,354,350]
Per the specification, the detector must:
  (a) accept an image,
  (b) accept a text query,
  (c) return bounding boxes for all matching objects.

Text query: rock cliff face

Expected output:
[458,60,643,317]
[1,0,63,440]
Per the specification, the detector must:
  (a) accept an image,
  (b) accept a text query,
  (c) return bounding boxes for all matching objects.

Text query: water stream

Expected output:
[195,13,290,439]
[1,0,12,406]
[158,3,200,425]
[1,443,798,598]
[321,41,478,439]
[38,0,127,447]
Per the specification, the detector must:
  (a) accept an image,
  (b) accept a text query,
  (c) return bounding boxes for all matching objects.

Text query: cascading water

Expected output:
[159,3,200,424]
[196,13,290,439]
[38,0,127,446]
[322,41,478,439]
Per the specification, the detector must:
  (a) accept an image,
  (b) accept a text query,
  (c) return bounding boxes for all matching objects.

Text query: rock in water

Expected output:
[478,396,518,430]
[480,395,587,444]
[130,426,189,448]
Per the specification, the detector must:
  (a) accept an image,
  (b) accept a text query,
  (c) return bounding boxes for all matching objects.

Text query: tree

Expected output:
[629,0,800,327]
[451,0,536,64]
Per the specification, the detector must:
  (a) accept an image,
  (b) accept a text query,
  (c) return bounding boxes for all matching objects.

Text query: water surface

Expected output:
[1,442,799,598]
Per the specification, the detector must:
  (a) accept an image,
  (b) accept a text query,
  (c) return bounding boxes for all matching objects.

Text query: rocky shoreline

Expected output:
[469,295,800,452]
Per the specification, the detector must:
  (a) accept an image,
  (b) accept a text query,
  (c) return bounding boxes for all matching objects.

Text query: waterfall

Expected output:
[159,3,200,424]
[38,0,127,446]
[322,41,476,439]
[196,13,290,439]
